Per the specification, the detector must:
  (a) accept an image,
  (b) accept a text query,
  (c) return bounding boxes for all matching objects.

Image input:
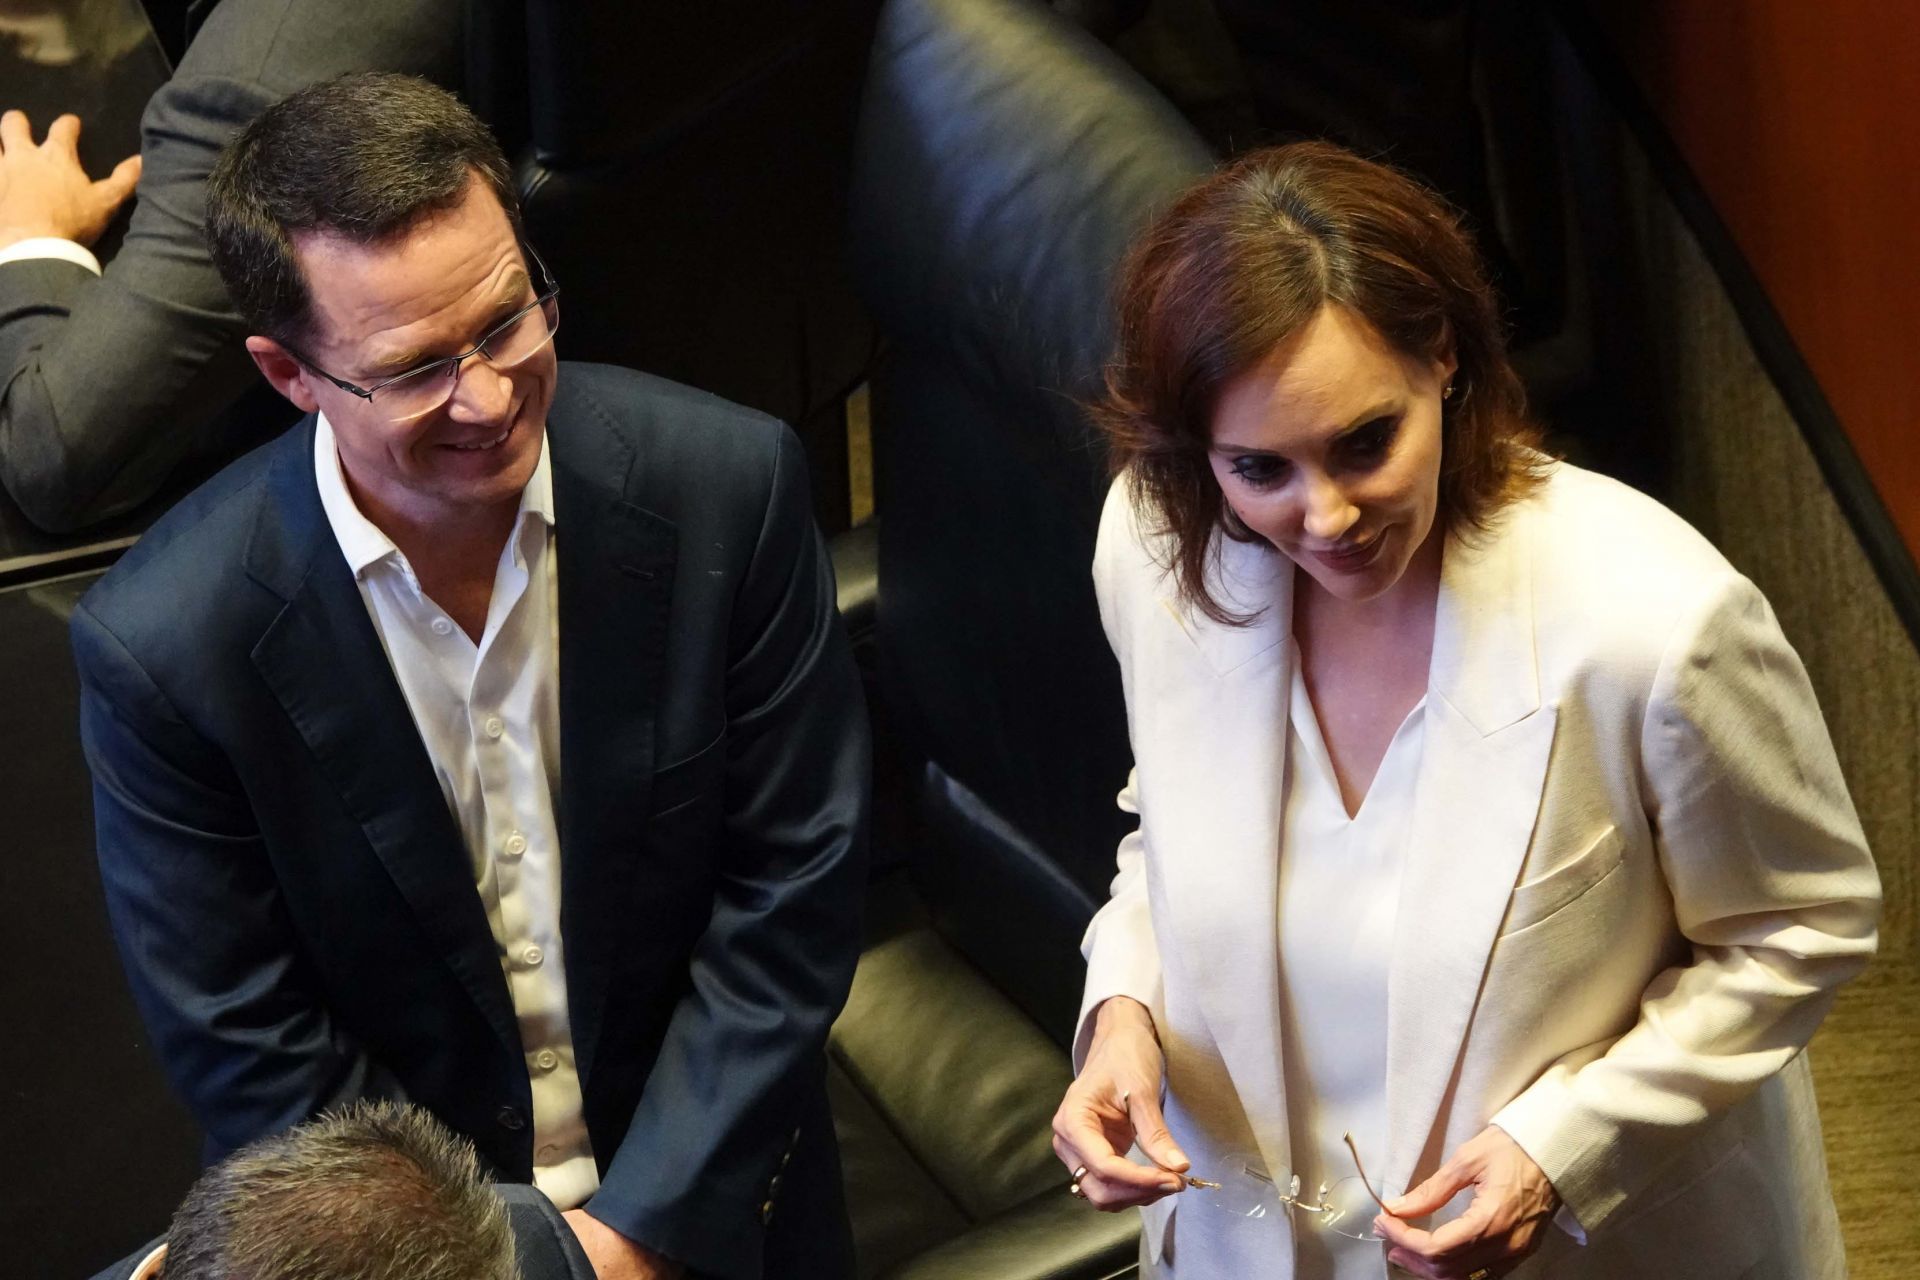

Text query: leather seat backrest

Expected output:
[851,0,1214,1033]
[515,0,882,528]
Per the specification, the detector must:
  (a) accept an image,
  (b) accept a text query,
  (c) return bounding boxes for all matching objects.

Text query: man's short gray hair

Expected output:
[163,1100,519,1280]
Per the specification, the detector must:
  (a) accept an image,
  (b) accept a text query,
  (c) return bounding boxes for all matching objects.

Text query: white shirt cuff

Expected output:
[0,237,102,274]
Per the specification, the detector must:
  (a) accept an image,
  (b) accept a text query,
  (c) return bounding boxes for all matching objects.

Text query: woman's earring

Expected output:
[1442,382,1455,401]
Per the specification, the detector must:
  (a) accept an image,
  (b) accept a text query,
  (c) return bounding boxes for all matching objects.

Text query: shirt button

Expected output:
[538,1143,560,1162]
[485,716,506,739]
[430,617,453,636]
[503,831,528,858]
[533,1048,560,1072]
[521,944,544,969]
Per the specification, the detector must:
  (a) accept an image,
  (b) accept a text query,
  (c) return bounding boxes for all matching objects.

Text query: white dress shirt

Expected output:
[0,236,102,274]
[129,1243,166,1279]
[314,414,599,1208]
[1277,639,1424,1280]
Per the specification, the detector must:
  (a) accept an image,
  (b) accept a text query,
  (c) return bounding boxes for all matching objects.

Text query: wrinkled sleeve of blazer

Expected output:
[0,0,469,532]
[1074,477,1169,1072]
[0,71,266,532]
[1492,572,1881,1235]
[585,425,870,1280]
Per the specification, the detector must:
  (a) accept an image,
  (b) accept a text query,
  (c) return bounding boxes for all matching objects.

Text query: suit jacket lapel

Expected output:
[1384,505,1556,1190]
[1141,532,1296,1183]
[245,419,520,1058]
[550,406,677,1087]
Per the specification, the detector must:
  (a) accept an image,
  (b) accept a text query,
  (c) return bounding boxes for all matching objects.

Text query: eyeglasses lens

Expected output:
[1317,1176,1395,1241]
[376,298,560,424]
[1194,1151,1280,1219]
[1191,1152,1401,1240]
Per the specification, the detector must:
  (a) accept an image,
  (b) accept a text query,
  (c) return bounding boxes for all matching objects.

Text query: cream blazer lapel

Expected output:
[1129,502,1556,1197]
[1133,527,1296,1186]
[1382,504,1556,1192]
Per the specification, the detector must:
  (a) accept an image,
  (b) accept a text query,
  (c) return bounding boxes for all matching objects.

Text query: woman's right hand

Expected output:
[1051,995,1192,1210]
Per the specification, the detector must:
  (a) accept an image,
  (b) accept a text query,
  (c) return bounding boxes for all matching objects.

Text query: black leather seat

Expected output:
[514,0,883,531]
[824,0,1215,1274]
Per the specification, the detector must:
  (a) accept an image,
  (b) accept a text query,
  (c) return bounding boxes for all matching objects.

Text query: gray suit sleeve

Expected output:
[0,0,468,532]
[0,71,265,532]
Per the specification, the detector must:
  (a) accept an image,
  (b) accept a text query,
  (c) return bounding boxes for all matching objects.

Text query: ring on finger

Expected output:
[1069,1165,1088,1198]
[1467,1270,1492,1280]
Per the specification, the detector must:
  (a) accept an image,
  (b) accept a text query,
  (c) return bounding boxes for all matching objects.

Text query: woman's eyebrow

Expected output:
[1208,401,1401,455]
[1331,401,1401,438]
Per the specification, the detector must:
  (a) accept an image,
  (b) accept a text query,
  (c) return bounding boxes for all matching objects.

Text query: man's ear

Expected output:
[245,336,322,414]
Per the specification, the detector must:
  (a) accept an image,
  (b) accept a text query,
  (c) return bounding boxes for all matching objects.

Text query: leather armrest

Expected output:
[887,1187,1139,1280]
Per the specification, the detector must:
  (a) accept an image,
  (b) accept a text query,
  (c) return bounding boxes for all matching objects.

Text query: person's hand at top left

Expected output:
[562,1207,686,1280]
[0,109,141,251]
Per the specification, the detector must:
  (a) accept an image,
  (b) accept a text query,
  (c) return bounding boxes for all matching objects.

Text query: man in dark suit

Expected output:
[94,1101,594,1280]
[75,73,866,1280]
[0,0,470,531]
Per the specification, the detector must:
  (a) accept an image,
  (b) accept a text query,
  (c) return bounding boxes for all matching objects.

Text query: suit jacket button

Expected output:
[761,1199,775,1225]
[497,1105,527,1131]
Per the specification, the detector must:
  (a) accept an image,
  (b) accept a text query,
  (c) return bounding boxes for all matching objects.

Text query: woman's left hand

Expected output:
[1371,1125,1560,1279]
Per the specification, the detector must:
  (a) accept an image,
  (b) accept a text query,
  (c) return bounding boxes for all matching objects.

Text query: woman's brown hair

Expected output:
[1092,141,1549,624]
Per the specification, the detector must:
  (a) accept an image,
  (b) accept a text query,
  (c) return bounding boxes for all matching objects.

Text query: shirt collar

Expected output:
[313,413,554,580]
[131,1242,167,1279]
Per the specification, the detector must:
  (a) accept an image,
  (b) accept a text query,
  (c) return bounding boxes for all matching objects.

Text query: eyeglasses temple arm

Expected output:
[1343,1132,1392,1215]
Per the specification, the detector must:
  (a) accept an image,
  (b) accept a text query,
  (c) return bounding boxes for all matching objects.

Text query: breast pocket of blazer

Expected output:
[649,730,726,820]
[1501,824,1627,935]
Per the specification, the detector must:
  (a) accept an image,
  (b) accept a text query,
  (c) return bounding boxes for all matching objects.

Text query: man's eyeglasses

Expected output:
[285,244,561,426]
[1186,1133,1399,1240]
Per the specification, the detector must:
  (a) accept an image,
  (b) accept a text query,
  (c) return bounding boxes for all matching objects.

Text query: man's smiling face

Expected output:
[288,174,555,527]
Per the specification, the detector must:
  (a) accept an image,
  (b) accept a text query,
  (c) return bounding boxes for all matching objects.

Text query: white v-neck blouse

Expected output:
[1278,638,1428,1280]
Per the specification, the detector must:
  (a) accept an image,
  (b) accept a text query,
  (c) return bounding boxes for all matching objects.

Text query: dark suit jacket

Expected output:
[74,363,868,1279]
[90,1181,596,1280]
[0,0,468,531]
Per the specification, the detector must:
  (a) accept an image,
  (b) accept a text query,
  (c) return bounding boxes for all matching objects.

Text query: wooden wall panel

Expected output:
[1590,2,1920,564]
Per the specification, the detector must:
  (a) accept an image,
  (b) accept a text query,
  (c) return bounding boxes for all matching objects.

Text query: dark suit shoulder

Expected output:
[495,1184,597,1280]
[78,425,299,654]
[549,362,790,520]
[552,361,784,445]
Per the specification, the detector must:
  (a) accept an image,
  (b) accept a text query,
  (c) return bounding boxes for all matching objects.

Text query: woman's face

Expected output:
[1207,304,1455,605]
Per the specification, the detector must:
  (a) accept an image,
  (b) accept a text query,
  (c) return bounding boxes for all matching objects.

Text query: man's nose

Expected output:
[1300,473,1359,543]
[446,357,513,421]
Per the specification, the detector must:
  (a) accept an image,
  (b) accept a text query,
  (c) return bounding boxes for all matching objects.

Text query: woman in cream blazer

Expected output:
[1053,143,1879,1280]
